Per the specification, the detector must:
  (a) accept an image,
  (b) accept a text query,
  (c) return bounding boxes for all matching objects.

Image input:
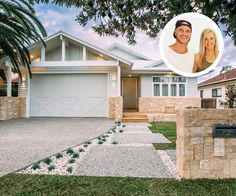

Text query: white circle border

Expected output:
[159,12,224,77]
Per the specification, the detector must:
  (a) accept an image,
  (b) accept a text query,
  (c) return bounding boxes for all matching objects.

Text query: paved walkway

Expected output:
[74,123,178,178]
[0,118,113,176]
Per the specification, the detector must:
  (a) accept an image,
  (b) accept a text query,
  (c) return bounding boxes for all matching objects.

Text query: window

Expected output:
[162,84,168,96]
[171,84,177,96]
[179,84,185,96]
[153,76,186,97]
[154,84,160,96]
[200,90,203,98]
[212,88,222,97]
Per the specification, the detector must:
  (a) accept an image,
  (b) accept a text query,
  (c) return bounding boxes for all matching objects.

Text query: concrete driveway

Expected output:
[0,117,113,176]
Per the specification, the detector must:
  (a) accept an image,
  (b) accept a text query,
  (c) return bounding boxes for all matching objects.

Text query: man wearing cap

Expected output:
[164,20,194,73]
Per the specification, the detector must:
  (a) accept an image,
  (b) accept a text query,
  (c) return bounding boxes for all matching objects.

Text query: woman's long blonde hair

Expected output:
[198,28,218,67]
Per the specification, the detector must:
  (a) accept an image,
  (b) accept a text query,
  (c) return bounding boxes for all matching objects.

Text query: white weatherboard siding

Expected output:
[30,73,108,117]
[46,47,62,61]
[141,76,152,97]
[186,77,198,97]
[66,44,83,61]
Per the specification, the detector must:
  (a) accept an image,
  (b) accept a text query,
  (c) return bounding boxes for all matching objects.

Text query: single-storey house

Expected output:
[0,31,200,121]
[198,68,236,108]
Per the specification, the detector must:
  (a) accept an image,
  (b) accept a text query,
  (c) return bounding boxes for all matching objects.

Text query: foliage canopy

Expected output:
[36,0,236,45]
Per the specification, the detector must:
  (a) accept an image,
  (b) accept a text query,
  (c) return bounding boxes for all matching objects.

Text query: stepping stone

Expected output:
[123,123,151,128]
[112,133,171,144]
[122,127,151,133]
[74,145,172,178]
[165,150,177,165]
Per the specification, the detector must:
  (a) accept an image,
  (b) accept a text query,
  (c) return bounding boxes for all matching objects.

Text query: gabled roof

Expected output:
[131,60,173,72]
[28,31,132,66]
[198,67,236,87]
[106,43,153,61]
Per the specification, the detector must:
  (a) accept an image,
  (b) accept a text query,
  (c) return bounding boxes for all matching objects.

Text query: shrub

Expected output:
[84,144,88,148]
[79,148,85,152]
[31,163,40,170]
[225,84,236,108]
[66,148,74,155]
[55,153,63,159]
[43,157,52,165]
[72,152,79,158]
[68,158,75,164]
[102,138,106,142]
[119,130,124,133]
[67,167,73,173]
[112,141,118,145]
[85,141,91,145]
[98,141,103,145]
[48,165,55,171]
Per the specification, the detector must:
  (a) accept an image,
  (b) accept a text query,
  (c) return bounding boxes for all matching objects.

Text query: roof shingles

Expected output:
[199,68,236,86]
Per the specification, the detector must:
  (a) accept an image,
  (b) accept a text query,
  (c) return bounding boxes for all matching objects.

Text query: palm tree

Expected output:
[0,0,47,78]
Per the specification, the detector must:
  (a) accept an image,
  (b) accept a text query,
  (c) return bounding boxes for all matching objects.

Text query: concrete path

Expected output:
[0,118,113,176]
[74,122,177,178]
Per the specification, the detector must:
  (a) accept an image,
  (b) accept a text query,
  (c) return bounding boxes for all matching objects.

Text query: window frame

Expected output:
[152,76,186,97]
[212,88,222,97]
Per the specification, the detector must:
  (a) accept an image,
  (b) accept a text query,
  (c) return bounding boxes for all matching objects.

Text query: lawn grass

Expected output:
[149,121,176,150]
[0,174,235,195]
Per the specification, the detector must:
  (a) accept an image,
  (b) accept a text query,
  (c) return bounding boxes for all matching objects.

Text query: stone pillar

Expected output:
[109,96,123,120]
[177,108,236,179]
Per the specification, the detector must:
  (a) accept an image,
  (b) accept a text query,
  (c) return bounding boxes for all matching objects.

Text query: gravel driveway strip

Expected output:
[0,117,113,176]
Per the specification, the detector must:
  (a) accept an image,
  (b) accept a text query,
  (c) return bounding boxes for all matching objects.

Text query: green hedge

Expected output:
[0,86,18,97]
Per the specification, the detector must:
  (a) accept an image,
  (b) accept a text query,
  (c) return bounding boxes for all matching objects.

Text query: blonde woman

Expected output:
[193,28,218,72]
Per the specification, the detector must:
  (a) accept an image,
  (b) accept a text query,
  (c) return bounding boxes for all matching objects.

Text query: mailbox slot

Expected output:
[213,124,236,138]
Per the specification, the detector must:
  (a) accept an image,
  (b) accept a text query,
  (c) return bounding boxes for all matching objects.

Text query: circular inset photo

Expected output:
[159,13,224,77]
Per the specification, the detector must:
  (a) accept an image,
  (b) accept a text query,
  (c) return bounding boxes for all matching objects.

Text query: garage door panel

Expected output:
[30,74,108,117]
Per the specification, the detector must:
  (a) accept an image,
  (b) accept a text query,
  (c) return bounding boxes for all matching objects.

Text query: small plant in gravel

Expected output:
[72,152,79,158]
[55,153,63,159]
[119,130,124,133]
[85,141,91,145]
[102,138,106,142]
[66,148,74,155]
[31,163,40,170]
[79,148,85,152]
[102,135,106,138]
[84,144,88,148]
[112,141,118,145]
[98,141,103,145]
[68,158,75,164]
[67,166,73,173]
[108,131,112,134]
[43,157,52,165]
[48,165,55,171]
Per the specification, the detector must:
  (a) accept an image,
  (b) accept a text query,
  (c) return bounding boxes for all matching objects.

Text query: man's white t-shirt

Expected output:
[164,46,194,73]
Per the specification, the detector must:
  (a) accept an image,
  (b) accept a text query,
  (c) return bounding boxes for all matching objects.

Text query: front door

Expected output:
[122,78,137,109]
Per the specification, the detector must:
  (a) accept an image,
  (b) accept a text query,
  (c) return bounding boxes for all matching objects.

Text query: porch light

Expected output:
[111,75,116,81]
[111,74,116,87]
[99,54,103,57]
[22,76,26,82]
[128,74,132,77]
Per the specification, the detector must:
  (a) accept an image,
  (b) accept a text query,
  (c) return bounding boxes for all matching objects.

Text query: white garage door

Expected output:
[30,73,108,117]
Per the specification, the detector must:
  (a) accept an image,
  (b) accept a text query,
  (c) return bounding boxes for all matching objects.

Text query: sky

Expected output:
[34,3,236,82]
